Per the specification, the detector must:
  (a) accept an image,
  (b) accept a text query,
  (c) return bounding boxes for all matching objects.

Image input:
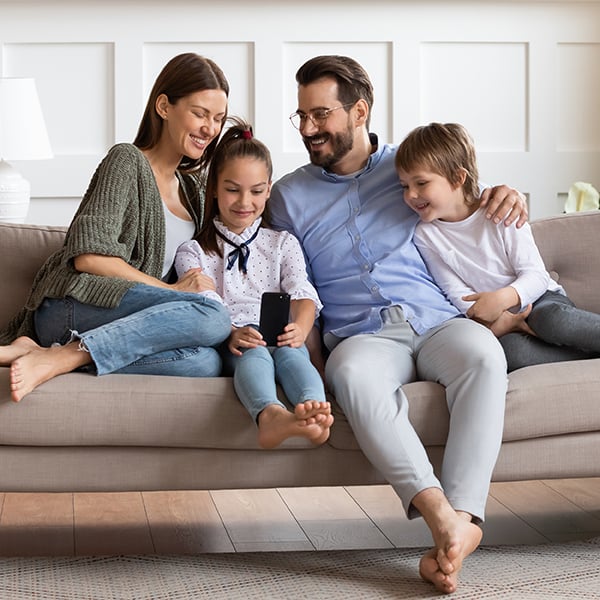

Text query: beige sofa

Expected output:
[0,212,599,493]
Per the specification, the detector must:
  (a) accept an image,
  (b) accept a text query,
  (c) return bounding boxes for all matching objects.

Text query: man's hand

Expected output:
[480,185,528,228]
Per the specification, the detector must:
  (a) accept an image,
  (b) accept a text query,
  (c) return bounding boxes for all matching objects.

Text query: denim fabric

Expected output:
[34,284,231,377]
[222,343,326,422]
[500,290,600,372]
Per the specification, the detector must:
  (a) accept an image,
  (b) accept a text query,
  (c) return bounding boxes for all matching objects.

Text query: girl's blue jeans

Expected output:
[221,342,326,422]
[34,284,231,377]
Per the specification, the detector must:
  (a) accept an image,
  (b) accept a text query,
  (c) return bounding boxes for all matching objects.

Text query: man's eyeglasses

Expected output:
[289,103,355,130]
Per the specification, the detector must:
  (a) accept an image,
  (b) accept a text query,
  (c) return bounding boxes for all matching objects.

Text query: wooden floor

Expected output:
[0,478,599,557]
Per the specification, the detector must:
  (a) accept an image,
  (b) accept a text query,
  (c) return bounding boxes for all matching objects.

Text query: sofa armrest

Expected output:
[0,223,67,331]
[531,211,600,314]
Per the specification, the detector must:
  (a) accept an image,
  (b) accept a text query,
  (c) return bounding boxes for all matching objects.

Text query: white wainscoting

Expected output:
[1,0,599,224]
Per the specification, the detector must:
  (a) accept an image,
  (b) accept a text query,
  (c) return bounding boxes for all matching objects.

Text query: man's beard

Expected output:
[303,123,354,171]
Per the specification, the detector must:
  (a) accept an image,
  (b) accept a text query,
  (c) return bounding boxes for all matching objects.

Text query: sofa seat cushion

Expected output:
[0,370,317,450]
[3,356,597,453]
[328,358,600,451]
[502,358,600,441]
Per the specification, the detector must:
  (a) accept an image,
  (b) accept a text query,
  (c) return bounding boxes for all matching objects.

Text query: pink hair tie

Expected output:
[242,129,253,140]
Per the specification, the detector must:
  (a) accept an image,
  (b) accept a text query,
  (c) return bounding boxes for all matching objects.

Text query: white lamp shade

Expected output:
[0,78,53,160]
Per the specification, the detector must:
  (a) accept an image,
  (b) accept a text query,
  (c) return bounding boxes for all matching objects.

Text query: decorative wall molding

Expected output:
[1,1,599,223]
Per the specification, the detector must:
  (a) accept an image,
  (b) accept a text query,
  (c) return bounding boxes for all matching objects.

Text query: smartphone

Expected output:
[259,292,291,346]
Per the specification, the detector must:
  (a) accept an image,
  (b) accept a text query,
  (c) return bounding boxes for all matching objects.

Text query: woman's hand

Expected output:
[171,268,216,293]
[228,326,265,356]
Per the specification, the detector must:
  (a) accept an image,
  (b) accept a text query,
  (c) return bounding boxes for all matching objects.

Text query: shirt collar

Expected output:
[214,216,262,244]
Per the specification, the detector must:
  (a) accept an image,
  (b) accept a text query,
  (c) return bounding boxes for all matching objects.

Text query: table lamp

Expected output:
[0,78,53,223]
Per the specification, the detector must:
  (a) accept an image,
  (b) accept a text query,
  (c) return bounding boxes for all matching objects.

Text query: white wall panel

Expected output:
[0,0,598,224]
[4,42,114,155]
[557,43,600,152]
[420,42,528,152]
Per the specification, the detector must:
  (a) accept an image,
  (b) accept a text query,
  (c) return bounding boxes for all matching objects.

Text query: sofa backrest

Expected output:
[531,210,600,314]
[0,223,66,331]
[0,212,598,332]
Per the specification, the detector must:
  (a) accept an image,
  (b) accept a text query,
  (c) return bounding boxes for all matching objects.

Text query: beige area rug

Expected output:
[0,537,598,600]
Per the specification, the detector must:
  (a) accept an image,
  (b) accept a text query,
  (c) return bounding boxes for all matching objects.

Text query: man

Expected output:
[269,55,527,595]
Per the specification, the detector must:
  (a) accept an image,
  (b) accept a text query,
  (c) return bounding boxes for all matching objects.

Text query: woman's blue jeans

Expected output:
[222,343,326,422]
[34,284,231,377]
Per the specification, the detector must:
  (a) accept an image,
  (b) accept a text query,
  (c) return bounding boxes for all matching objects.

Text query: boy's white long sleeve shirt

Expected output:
[413,207,564,314]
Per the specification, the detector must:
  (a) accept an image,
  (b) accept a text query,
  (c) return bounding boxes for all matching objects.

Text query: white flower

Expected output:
[564,181,599,212]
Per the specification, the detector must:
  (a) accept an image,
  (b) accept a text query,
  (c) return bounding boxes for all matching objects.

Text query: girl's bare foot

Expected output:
[9,342,92,402]
[257,403,333,449]
[294,400,331,423]
[0,336,40,366]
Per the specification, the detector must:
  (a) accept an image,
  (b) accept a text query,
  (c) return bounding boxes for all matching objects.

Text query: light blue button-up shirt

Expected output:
[269,136,461,338]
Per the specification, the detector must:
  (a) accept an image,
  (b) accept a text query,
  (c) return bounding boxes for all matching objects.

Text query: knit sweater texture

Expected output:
[0,143,204,343]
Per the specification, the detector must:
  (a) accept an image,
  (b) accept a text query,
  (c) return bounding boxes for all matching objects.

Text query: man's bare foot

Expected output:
[9,342,92,402]
[412,488,483,594]
[257,403,333,449]
[418,511,482,594]
[0,336,40,367]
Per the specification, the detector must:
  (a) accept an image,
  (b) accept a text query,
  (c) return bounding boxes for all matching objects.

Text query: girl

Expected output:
[0,53,232,401]
[174,118,332,448]
[395,121,600,371]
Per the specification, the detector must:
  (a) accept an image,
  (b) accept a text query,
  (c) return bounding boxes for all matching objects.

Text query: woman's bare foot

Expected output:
[413,489,483,594]
[257,402,334,449]
[0,336,40,367]
[9,342,92,402]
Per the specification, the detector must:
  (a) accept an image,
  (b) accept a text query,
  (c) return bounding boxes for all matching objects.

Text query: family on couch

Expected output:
[1,52,598,595]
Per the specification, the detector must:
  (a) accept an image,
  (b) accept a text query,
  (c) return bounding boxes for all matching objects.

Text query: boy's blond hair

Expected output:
[395,122,480,206]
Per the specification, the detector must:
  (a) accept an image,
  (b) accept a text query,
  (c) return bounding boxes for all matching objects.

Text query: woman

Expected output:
[0,53,232,402]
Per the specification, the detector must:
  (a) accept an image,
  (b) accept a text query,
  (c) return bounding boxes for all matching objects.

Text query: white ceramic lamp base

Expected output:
[0,159,30,223]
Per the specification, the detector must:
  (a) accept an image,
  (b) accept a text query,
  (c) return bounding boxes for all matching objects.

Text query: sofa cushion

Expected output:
[0,370,317,450]
[328,358,600,451]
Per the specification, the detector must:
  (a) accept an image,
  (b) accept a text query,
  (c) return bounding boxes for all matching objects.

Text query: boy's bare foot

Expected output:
[0,336,40,366]
[414,489,483,594]
[9,342,92,403]
[257,402,333,449]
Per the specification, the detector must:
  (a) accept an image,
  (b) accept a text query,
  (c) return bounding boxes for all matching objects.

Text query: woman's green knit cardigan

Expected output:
[0,143,204,344]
